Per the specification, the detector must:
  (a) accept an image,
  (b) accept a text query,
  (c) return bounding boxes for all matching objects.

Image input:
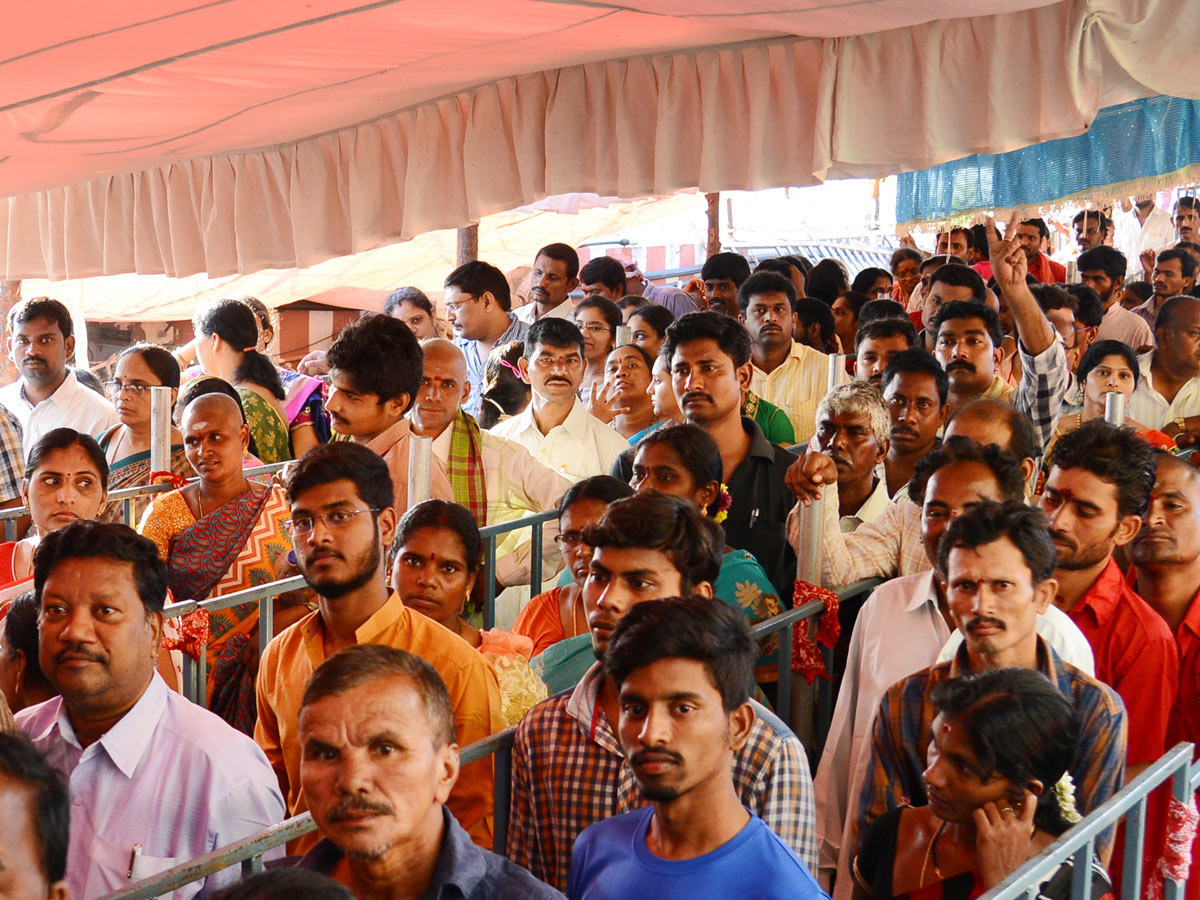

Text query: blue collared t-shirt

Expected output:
[567,805,829,900]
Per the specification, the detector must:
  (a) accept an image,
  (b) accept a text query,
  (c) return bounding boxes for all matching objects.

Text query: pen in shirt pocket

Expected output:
[749,508,759,528]
[128,843,142,879]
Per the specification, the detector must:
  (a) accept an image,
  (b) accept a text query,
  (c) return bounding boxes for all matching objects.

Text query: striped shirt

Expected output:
[507,662,817,891]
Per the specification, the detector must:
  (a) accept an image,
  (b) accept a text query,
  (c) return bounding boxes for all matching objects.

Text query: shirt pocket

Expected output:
[88,832,196,899]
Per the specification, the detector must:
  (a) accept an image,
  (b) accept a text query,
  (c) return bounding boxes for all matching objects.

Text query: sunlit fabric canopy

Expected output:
[895,95,1200,226]
[2,0,1196,280]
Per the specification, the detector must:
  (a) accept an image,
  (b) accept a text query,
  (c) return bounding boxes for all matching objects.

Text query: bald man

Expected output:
[411,339,571,587]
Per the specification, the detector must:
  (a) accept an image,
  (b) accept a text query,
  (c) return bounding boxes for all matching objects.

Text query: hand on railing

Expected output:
[785,449,838,505]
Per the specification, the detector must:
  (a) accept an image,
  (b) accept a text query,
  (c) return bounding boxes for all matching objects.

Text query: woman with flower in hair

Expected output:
[852,668,1112,900]
[629,422,785,686]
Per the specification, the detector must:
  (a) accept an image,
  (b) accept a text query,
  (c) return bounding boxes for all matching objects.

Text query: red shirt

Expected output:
[1028,252,1067,284]
[1068,558,1179,765]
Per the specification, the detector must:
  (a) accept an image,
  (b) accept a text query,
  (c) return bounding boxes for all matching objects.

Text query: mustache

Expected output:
[630,748,684,767]
[945,360,976,373]
[55,644,107,665]
[891,426,919,439]
[545,377,573,386]
[965,616,1006,633]
[327,797,395,822]
[682,392,713,405]
[1048,528,1075,550]
[829,453,852,468]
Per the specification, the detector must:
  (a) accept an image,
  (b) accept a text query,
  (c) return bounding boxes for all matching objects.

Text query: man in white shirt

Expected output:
[1079,246,1154,351]
[1129,296,1200,433]
[411,339,571,586]
[16,520,284,898]
[812,382,890,532]
[490,319,629,482]
[0,298,117,455]
[513,243,580,325]
[740,271,827,442]
[814,439,1093,900]
[1114,196,1176,266]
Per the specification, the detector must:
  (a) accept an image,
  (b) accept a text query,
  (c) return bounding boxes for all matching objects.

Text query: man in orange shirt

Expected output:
[254,442,503,853]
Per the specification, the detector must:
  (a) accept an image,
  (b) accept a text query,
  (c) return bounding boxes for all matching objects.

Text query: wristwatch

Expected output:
[1174,416,1187,435]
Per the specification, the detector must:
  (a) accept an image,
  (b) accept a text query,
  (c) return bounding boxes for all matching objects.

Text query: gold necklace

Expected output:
[920,820,947,886]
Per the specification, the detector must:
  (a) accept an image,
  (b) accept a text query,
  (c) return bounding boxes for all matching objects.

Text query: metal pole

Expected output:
[615,325,631,347]
[790,493,826,748]
[827,353,848,390]
[407,435,433,508]
[1104,392,1125,427]
[456,225,479,265]
[149,386,172,474]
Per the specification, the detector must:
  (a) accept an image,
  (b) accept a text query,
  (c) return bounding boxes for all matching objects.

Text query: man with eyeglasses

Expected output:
[0,297,115,457]
[255,442,505,856]
[490,319,629,481]
[445,260,528,418]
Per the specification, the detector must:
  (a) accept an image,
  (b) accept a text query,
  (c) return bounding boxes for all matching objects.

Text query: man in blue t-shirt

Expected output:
[567,597,829,900]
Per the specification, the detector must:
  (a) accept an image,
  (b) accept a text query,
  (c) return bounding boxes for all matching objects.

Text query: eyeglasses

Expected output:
[553,530,589,548]
[104,381,154,395]
[578,323,613,335]
[444,296,479,315]
[285,508,380,536]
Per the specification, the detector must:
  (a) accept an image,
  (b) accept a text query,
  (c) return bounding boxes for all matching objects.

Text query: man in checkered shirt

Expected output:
[507,491,816,891]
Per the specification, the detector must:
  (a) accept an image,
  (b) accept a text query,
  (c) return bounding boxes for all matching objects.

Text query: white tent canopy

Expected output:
[2,0,1195,281]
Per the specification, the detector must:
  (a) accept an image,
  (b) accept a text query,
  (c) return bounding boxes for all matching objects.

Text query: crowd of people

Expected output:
[0,194,1195,900]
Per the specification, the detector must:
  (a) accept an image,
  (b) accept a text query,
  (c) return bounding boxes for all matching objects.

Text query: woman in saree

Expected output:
[137,392,311,732]
[852,668,1113,900]
[390,499,547,726]
[97,344,191,525]
[191,299,295,463]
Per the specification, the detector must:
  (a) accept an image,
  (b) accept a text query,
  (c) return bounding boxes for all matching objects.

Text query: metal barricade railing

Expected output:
[102,593,836,898]
[0,462,289,540]
[479,509,558,630]
[982,742,1198,900]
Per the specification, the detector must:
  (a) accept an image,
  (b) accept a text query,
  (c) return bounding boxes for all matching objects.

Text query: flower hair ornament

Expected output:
[1053,773,1082,824]
[713,483,733,524]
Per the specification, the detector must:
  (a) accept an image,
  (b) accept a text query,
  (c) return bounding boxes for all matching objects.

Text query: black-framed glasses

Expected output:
[553,530,588,548]
[104,381,153,395]
[285,508,381,536]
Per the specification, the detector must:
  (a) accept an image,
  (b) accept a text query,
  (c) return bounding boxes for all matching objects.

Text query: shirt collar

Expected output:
[302,593,405,662]
[564,662,622,753]
[741,417,774,461]
[1070,557,1125,627]
[422,807,488,898]
[21,369,78,411]
[80,673,168,779]
[365,418,413,453]
[845,477,890,527]
[902,570,942,613]
[950,634,1058,679]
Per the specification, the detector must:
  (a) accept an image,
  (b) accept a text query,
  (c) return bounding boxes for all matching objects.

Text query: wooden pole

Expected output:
[0,281,19,384]
[456,225,479,266]
[705,192,721,258]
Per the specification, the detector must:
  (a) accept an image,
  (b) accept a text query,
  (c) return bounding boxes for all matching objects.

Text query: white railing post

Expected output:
[408,434,433,508]
[149,386,173,474]
[1104,392,1125,427]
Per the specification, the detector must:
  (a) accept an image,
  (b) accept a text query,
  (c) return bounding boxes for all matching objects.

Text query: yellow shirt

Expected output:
[254,592,504,853]
[750,341,828,443]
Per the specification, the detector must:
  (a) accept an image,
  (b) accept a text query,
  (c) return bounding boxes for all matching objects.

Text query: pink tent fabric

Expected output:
[1,0,1195,280]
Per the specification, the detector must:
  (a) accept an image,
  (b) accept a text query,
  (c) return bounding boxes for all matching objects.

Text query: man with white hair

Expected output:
[813,382,890,531]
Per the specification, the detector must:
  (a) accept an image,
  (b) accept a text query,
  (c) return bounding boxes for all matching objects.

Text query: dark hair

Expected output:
[855,316,916,353]
[2,591,51,699]
[525,318,585,358]
[1157,248,1198,280]
[1155,294,1200,334]
[558,474,635,518]
[535,243,580,280]
[618,295,645,313]
[794,299,835,346]
[34,521,167,615]
[629,305,675,343]
[932,299,1003,347]
[938,499,1057,584]
[1029,283,1074,315]
[207,869,356,900]
[753,257,798,280]
[836,289,870,320]
[805,260,849,305]
[1020,217,1050,240]
[890,247,923,273]
[575,297,622,337]
[286,442,394,513]
[177,377,249,424]
[579,257,627,295]
[611,343,655,373]
[1177,196,1200,213]
[1124,281,1153,304]
[661,311,752,368]
[1061,284,1104,328]
[326,313,423,412]
[193,299,284,400]
[858,299,909,326]
[930,668,1079,836]
[73,368,106,397]
[582,492,723,593]
[394,499,482,575]
[1049,420,1155,518]
[635,423,722,515]
[1076,340,1139,390]
[118,343,181,389]
[937,227,973,250]
[480,340,528,429]
[444,261,512,312]
[0,734,69,884]
[1072,209,1112,232]
[969,224,990,261]
[302,645,454,746]
[737,271,797,313]
[921,254,964,273]
[701,252,751,287]
[8,297,73,340]
[851,267,893,295]
[384,286,434,319]
[928,263,988,303]
[948,397,1042,460]
[881,349,949,405]
[1176,240,1200,256]
[909,436,1025,507]
[25,428,109,491]
[781,253,812,275]
[1076,246,1128,281]
[604,596,754,712]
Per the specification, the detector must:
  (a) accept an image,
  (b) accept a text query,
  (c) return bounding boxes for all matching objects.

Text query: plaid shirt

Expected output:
[1014,334,1069,455]
[508,662,817,891]
[855,638,1127,860]
[0,405,22,504]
